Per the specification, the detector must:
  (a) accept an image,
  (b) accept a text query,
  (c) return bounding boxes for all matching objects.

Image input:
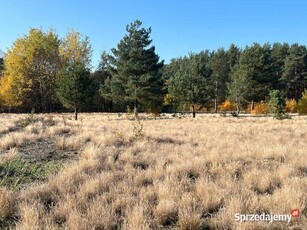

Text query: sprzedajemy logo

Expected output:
[235,209,300,223]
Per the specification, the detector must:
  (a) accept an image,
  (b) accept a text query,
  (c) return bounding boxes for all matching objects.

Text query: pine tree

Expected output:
[271,42,289,91]
[281,44,307,100]
[267,90,290,119]
[161,58,185,112]
[168,53,210,118]
[210,48,230,112]
[239,43,273,104]
[56,62,96,120]
[103,20,164,118]
[227,44,241,68]
[93,51,113,112]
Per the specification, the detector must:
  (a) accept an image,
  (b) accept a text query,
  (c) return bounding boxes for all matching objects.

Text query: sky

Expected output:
[1,0,307,69]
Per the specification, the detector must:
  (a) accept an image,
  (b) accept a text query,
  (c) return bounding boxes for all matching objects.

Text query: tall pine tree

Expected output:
[210,48,231,112]
[281,44,307,100]
[102,20,164,117]
[168,53,211,117]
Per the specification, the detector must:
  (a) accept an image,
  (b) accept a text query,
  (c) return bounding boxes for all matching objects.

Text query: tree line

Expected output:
[0,20,307,119]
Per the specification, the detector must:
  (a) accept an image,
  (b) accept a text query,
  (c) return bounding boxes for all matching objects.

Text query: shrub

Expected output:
[151,108,161,118]
[125,106,133,119]
[131,120,144,142]
[285,99,297,113]
[267,90,291,120]
[245,103,252,114]
[251,101,267,115]
[192,103,208,112]
[297,90,307,115]
[218,100,236,111]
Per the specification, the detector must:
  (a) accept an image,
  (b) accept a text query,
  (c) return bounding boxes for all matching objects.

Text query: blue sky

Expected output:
[1,0,307,69]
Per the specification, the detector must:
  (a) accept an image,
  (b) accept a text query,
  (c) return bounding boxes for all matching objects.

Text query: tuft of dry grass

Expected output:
[0,148,19,164]
[0,113,306,229]
[0,188,14,221]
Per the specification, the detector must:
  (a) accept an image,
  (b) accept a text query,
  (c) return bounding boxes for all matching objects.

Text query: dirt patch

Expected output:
[18,138,78,163]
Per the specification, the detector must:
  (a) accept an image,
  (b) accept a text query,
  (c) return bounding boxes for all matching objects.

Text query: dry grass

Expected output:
[0,113,306,229]
[0,148,18,164]
[0,188,14,220]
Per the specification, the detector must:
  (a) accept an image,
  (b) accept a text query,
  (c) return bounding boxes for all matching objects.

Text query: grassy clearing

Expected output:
[0,155,61,190]
[0,113,306,229]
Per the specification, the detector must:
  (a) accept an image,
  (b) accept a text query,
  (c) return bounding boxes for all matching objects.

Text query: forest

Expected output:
[1,20,307,118]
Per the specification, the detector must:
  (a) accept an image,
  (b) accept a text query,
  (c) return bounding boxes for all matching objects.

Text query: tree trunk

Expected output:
[214,81,218,113]
[74,107,78,120]
[236,102,240,115]
[192,104,196,118]
[214,98,218,113]
[97,95,100,112]
[134,100,138,119]
[251,100,254,112]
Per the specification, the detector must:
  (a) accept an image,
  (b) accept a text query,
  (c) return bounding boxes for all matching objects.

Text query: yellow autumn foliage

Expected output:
[218,99,236,111]
[251,101,267,115]
[0,28,61,110]
[60,29,92,67]
[285,99,297,113]
[297,90,307,115]
[0,74,24,107]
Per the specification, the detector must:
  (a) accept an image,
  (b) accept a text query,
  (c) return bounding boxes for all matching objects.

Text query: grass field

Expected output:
[0,113,306,229]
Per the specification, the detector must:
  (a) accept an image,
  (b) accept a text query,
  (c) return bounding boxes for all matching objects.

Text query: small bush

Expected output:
[297,90,307,115]
[131,120,144,142]
[218,100,236,111]
[125,106,133,119]
[268,90,291,120]
[192,103,207,112]
[251,101,267,115]
[274,113,292,120]
[151,108,161,118]
[285,99,297,113]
